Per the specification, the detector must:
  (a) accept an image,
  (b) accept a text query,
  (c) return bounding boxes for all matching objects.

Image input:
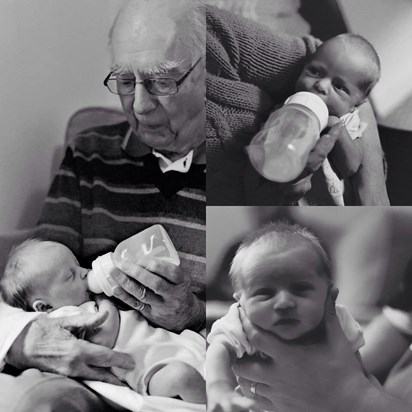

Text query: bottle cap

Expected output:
[87,253,117,296]
[284,91,329,131]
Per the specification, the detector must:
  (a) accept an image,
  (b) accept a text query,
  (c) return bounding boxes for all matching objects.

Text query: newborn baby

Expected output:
[207,222,364,411]
[0,239,205,403]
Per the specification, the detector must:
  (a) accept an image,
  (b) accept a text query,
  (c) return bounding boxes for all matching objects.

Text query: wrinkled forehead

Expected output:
[110,3,191,73]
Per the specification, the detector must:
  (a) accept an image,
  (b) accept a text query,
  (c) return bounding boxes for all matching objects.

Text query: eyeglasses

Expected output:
[103,57,202,97]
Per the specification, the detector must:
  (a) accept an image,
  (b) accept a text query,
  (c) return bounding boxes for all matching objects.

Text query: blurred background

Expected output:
[0,0,128,233]
[207,206,412,328]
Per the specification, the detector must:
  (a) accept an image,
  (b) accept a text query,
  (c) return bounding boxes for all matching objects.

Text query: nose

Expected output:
[80,268,88,280]
[314,78,331,95]
[133,83,157,115]
[273,290,295,310]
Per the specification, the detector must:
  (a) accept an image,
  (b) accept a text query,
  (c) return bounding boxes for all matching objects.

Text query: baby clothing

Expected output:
[50,302,205,395]
[208,303,365,358]
[320,109,368,206]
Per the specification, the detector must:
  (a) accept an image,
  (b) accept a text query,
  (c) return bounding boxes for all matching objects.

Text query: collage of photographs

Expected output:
[1,0,412,411]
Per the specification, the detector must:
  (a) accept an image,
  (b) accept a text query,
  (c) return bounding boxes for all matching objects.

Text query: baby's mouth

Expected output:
[274,318,300,326]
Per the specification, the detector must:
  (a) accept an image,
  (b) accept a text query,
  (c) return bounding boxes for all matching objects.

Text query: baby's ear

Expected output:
[233,292,241,301]
[32,299,53,313]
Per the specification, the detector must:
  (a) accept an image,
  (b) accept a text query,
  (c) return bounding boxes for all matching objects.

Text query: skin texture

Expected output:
[295,37,369,117]
[207,238,330,412]
[6,0,206,381]
[238,239,329,340]
[112,258,205,332]
[105,1,206,332]
[110,1,205,160]
[7,311,134,386]
[23,242,90,311]
[233,288,412,412]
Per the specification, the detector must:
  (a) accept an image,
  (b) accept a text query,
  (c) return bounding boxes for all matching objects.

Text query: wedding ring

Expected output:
[135,300,145,311]
[140,285,147,300]
[250,380,257,397]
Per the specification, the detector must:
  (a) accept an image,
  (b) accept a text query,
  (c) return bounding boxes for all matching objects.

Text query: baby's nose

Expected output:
[79,268,89,280]
[314,78,331,94]
[273,291,295,310]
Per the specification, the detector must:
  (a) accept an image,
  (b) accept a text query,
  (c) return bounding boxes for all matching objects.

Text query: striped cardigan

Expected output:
[36,121,206,299]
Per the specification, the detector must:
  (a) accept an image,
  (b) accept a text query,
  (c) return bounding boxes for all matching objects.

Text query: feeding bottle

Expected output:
[87,225,180,296]
[246,91,329,182]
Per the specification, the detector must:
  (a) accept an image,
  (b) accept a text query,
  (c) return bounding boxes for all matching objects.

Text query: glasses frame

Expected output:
[103,57,203,96]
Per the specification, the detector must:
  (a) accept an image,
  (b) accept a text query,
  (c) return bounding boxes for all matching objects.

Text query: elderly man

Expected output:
[0,0,206,411]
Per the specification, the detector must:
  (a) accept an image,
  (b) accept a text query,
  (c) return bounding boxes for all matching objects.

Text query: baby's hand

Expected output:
[85,295,120,348]
[207,387,257,412]
[327,115,342,129]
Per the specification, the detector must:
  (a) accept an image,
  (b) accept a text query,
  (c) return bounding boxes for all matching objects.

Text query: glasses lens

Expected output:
[115,78,135,95]
[147,79,177,96]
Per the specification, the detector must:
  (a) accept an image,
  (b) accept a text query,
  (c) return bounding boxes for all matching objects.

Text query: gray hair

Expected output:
[0,239,45,311]
[108,0,206,68]
[230,222,332,290]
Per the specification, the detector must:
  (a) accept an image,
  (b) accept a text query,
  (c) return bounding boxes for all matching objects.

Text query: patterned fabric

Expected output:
[36,121,206,298]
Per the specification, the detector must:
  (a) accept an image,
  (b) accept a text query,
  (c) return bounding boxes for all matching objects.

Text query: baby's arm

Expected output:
[207,341,256,412]
[85,297,120,349]
[327,116,362,179]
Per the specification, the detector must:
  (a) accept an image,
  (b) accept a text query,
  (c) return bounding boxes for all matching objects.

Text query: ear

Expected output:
[32,299,53,313]
[233,292,241,301]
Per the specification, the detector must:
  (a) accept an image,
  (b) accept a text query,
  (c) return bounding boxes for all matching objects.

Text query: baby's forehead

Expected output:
[239,236,324,279]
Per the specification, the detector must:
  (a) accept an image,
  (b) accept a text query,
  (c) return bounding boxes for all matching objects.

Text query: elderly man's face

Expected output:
[110,11,205,159]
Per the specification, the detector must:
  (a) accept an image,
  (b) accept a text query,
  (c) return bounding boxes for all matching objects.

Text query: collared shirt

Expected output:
[121,127,203,173]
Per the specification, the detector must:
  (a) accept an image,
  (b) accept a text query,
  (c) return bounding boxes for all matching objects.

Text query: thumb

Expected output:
[323,285,348,346]
[58,310,109,333]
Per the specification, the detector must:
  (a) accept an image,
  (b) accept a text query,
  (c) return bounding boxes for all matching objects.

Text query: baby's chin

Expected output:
[268,320,325,342]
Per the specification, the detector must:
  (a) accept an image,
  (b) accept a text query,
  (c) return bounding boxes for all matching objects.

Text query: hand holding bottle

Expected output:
[244,123,343,205]
[112,258,205,333]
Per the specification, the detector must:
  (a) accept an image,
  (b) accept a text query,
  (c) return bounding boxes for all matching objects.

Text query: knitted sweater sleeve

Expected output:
[206,5,319,100]
[35,144,83,259]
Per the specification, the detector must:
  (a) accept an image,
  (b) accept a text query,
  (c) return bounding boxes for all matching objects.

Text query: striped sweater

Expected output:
[36,121,206,300]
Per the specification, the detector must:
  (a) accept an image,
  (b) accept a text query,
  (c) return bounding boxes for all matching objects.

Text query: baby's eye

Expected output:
[291,283,313,295]
[66,269,75,280]
[334,83,349,94]
[253,288,273,298]
[307,66,321,77]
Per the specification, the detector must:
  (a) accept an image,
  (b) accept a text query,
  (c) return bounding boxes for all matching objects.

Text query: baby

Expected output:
[247,33,381,206]
[206,222,364,412]
[0,239,206,404]
[295,33,381,205]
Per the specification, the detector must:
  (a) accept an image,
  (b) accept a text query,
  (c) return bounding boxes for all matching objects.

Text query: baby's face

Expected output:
[295,38,369,117]
[28,242,90,310]
[238,240,329,341]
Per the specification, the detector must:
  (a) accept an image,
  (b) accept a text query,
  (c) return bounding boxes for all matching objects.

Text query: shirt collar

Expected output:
[121,127,205,174]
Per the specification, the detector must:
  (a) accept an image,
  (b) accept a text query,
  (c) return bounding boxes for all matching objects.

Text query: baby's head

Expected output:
[295,34,380,117]
[0,239,90,312]
[230,222,331,341]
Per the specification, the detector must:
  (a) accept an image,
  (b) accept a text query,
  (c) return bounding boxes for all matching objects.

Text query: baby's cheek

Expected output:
[245,301,272,330]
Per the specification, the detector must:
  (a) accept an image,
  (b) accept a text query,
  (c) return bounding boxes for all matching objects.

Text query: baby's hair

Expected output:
[0,238,45,311]
[325,33,380,97]
[229,222,331,290]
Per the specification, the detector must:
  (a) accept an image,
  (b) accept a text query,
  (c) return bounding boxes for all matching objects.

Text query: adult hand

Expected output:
[244,123,343,205]
[112,259,205,332]
[234,286,370,411]
[7,311,134,385]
